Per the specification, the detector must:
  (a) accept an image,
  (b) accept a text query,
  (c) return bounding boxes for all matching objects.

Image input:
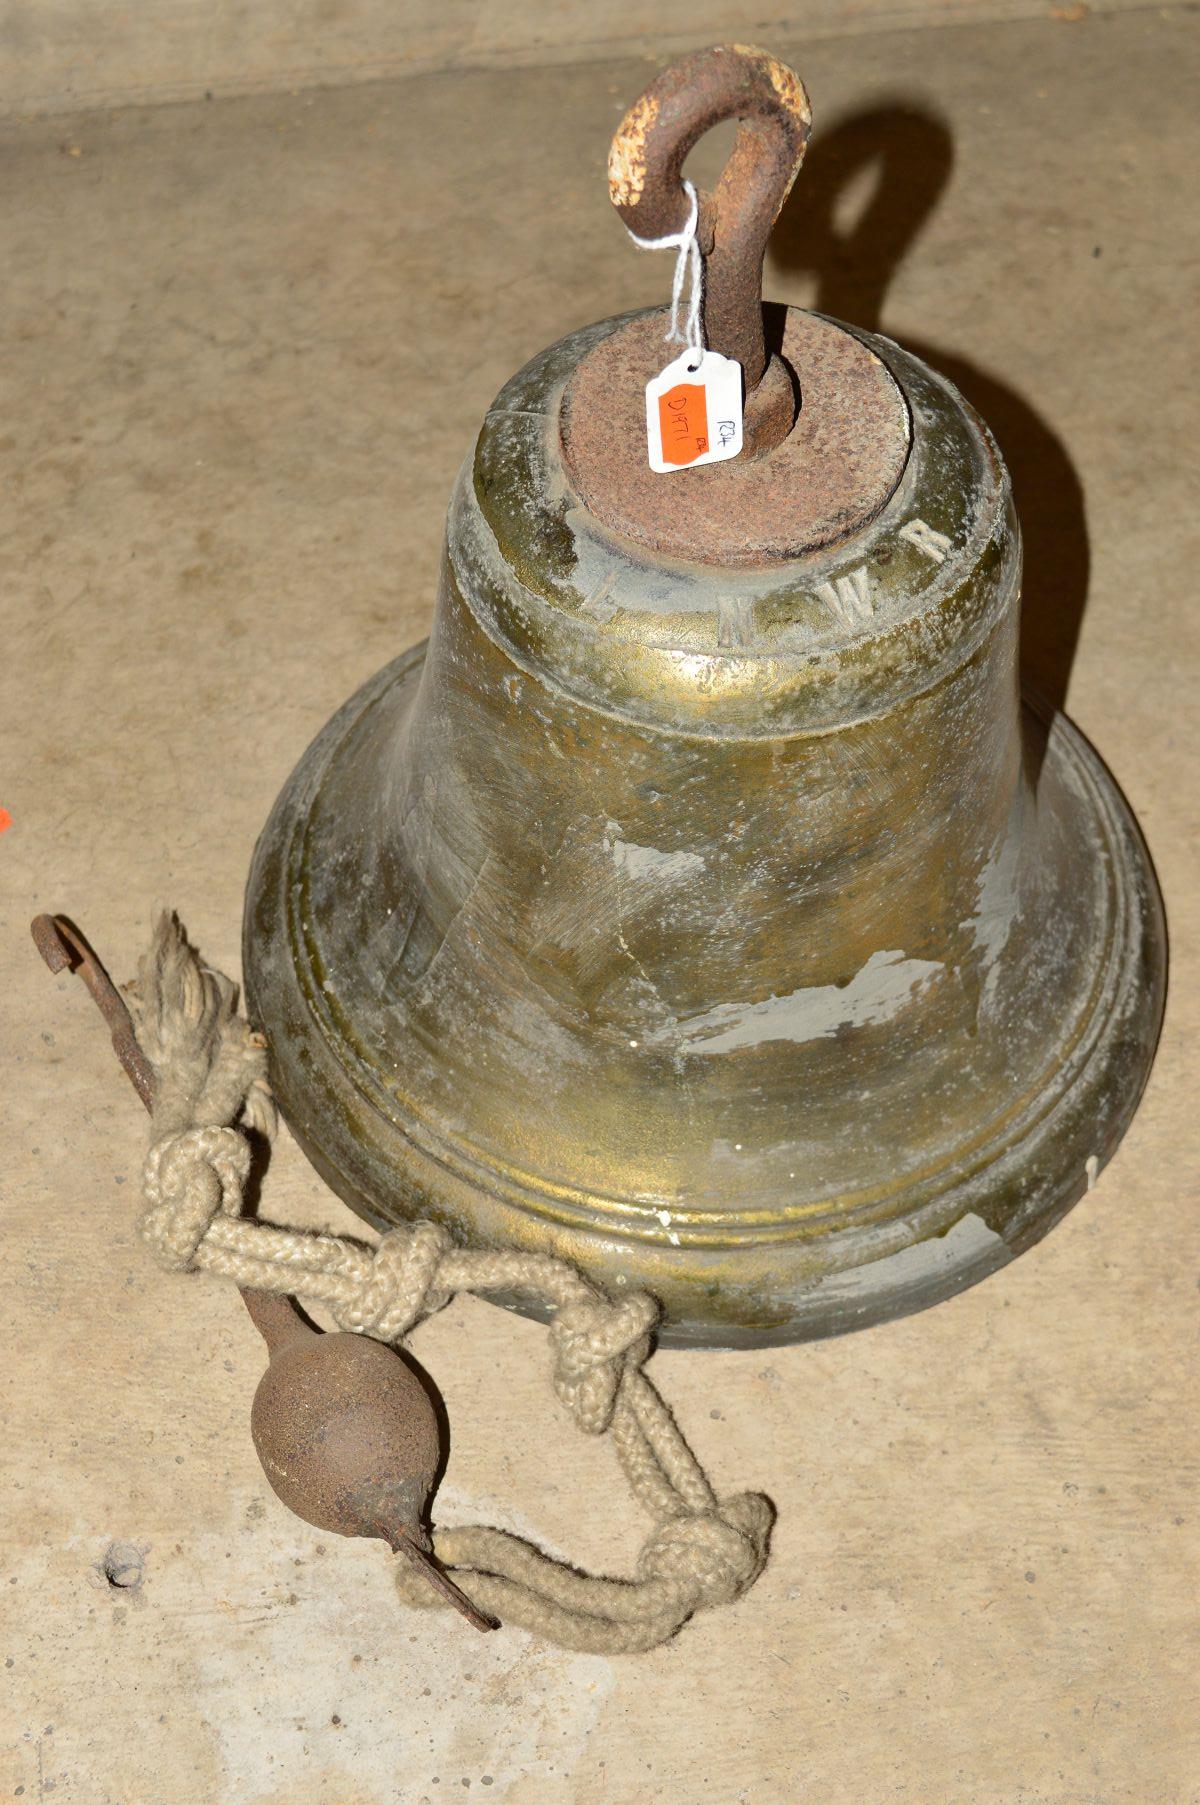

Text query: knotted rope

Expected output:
[129,912,771,1653]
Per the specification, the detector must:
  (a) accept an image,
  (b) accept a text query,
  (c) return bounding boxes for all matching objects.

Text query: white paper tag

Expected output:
[645,349,744,474]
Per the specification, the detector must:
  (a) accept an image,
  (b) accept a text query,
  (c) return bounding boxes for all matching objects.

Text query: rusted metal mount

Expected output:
[560,308,910,563]
[31,913,156,1108]
[608,44,812,455]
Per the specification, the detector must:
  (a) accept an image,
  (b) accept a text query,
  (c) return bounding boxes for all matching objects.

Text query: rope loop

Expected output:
[142,1124,249,1269]
[638,1492,773,1608]
[335,1219,453,1339]
[550,1291,659,1434]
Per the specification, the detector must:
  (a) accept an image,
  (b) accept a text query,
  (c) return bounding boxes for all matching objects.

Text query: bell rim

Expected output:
[243,645,1166,1348]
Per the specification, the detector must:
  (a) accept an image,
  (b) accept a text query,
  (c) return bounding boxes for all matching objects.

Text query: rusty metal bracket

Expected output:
[31,914,157,1108]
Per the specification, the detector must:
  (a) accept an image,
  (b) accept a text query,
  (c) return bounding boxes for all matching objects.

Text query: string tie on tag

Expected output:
[625,178,703,367]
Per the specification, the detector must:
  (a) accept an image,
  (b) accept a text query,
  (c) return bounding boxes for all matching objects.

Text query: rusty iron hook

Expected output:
[608,44,812,452]
[31,913,157,1108]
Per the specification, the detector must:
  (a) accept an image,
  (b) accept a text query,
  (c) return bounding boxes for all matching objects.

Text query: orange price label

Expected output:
[657,382,710,467]
[644,349,742,475]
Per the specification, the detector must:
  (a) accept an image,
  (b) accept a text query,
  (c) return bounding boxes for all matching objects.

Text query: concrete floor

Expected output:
[3,10,1197,1801]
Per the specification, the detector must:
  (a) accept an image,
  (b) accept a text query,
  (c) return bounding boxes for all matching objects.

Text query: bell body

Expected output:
[244,308,1164,1346]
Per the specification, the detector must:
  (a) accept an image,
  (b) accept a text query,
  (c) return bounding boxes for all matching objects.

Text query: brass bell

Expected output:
[244,46,1164,1348]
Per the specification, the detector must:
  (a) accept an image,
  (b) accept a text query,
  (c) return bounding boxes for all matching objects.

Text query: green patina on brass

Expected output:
[243,305,1165,1347]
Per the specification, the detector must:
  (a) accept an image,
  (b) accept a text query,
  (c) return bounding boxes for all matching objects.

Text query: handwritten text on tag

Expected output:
[645,350,743,474]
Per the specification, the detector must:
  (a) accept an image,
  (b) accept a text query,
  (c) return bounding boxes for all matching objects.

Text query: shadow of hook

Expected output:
[768,101,1089,716]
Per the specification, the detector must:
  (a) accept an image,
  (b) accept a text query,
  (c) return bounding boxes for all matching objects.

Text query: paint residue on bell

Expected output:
[965,793,1026,1016]
[657,948,945,1056]
[606,824,705,885]
[807,1212,1007,1312]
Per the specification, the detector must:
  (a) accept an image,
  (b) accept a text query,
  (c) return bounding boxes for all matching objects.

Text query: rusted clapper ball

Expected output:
[244,46,1165,1348]
[244,1290,494,1628]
